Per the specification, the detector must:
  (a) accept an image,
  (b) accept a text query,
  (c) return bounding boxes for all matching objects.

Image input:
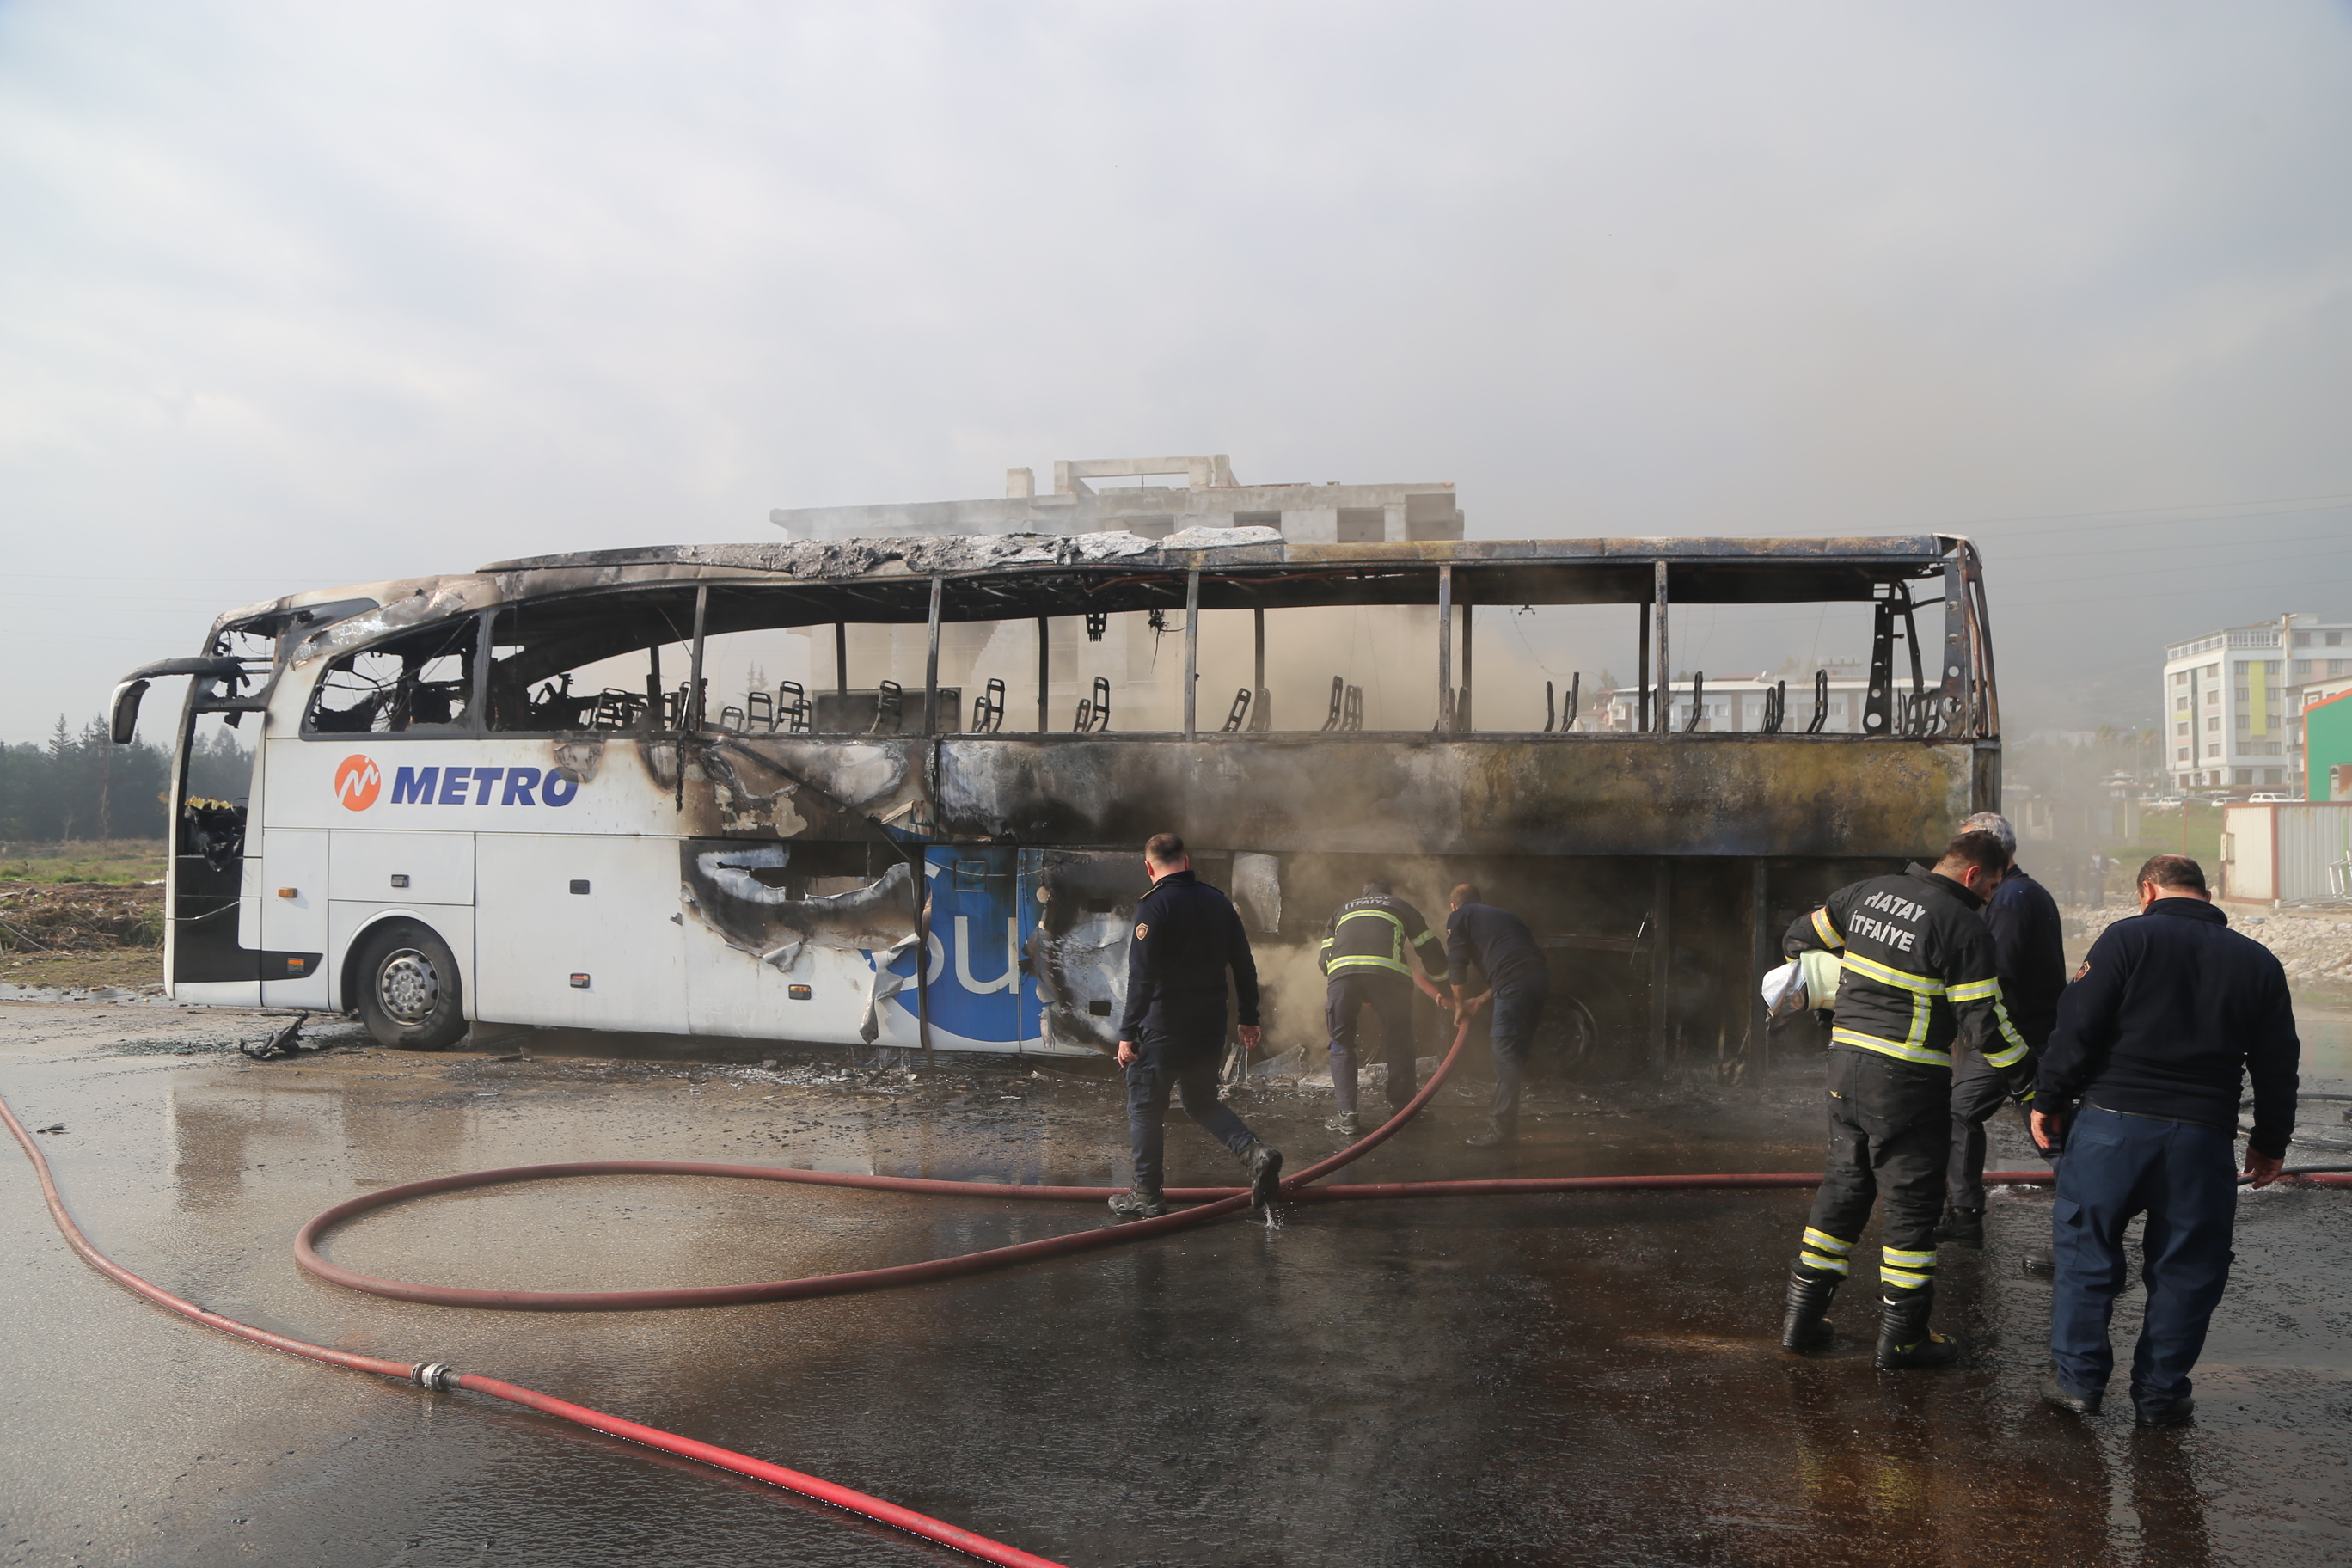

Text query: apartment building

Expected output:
[2163,613,2352,792]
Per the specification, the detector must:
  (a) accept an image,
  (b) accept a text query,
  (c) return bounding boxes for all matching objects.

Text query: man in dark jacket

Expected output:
[1445,885,1550,1149]
[1319,880,1449,1134]
[1778,831,2037,1369]
[2034,854,2299,1426]
[1111,833,1283,1220]
[1940,811,2068,1251]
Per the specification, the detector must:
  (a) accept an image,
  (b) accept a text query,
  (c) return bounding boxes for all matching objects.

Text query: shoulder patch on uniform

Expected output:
[1135,922,1148,940]
[2073,959,2091,982]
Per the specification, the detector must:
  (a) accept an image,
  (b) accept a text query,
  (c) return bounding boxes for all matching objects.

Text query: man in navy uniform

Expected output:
[1319,879,1450,1135]
[1939,811,2069,1257]
[1110,833,1283,1220]
[1444,884,1551,1149]
[2036,854,2299,1426]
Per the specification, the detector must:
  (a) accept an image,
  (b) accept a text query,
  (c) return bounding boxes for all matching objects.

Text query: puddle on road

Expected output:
[4,1002,2352,1566]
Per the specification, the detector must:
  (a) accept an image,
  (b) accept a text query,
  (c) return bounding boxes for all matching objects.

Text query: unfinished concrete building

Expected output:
[769,456,1466,734]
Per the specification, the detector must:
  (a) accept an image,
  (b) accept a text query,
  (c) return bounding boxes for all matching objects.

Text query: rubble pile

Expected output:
[2072,904,2352,989]
[0,882,165,952]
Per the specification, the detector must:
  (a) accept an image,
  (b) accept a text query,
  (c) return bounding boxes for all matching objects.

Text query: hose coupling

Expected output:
[411,1362,461,1393]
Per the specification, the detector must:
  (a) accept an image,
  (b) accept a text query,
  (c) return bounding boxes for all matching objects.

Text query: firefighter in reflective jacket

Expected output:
[1778,830,2036,1369]
[1317,881,1449,1134]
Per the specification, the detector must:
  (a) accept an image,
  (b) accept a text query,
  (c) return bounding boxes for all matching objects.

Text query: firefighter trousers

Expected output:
[1797,1046,1952,1293]
[1325,971,1419,1117]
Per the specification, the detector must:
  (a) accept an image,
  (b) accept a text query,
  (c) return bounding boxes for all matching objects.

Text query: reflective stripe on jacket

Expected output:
[1785,861,2035,1099]
[1319,895,1447,983]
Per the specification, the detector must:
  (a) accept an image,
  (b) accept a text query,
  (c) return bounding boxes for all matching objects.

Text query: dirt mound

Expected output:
[0,881,165,952]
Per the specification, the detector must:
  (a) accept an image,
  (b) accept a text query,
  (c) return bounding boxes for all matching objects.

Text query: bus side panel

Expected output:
[475,833,685,1032]
[683,941,883,1047]
[330,829,475,907]
[257,827,331,1008]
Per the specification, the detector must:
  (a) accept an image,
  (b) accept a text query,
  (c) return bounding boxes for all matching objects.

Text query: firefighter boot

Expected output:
[1779,1264,1841,1352]
[1873,1284,1961,1370]
[1935,1205,1985,1247]
[1107,1188,1168,1221]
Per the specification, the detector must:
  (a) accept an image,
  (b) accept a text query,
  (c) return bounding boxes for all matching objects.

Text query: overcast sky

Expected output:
[3,0,2349,743]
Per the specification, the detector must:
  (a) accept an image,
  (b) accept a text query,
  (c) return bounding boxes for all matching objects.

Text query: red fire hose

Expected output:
[9,1017,2349,1567]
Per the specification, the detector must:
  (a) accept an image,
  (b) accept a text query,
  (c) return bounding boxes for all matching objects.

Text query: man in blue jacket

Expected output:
[1110,833,1283,1221]
[1940,812,2068,1254]
[1445,885,1550,1149]
[2034,854,2300,1426]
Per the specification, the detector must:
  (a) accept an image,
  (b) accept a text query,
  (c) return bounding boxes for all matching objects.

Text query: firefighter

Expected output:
[1110,833,1283,1221]
[1939,811,2067,1263]
[1444,885,1551,1149]
[1318,879,1450,1134]
[1777,830,2035,1369]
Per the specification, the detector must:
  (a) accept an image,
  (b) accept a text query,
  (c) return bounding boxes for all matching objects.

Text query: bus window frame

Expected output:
[299,612,492,741]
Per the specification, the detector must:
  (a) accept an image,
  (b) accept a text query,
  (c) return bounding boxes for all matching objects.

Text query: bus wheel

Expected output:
[353,922,466,1050]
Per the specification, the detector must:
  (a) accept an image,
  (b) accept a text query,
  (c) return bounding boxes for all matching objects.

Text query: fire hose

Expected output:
[9,1018,2350,1568]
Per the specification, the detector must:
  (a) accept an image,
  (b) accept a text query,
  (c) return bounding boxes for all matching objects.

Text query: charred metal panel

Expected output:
[1020,848,1152,1054]
[678,843,915,970]
[932,735,1981,860]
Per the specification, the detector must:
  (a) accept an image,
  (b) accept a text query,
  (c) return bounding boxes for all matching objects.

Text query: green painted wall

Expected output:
[2309,690,2352,801]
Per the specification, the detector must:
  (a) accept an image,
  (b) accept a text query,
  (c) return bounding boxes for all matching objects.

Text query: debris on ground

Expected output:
[2072,903,2352,988]
[0,881,165,953]
[239,1013,311,1061]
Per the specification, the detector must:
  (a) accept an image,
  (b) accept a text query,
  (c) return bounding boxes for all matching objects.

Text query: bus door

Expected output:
[157,640,276,1005]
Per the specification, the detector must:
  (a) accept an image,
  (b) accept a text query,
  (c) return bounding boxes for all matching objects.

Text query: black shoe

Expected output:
[1323,1112,1363,1136]
[1873,1285,1962,1370]
[2021,1249,2056,1277]
[1779,1265,1841,1352]
[2134,1393,2195,1428]
[1107,1189,1168,1221]
[1936,1205,1985,1247]
[1464,1125,1516,1149]
[1243,1142,1284,1208]
[2043,1373,2104,1416]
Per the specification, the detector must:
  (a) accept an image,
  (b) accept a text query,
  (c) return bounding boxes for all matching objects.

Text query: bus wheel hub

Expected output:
[378,952,439,1023]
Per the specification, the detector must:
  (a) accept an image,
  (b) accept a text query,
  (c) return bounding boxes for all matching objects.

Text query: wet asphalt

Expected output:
[3,1001,2350,1568]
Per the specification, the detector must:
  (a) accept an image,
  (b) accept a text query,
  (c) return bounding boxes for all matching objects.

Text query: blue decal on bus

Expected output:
[879,848,1040,1044]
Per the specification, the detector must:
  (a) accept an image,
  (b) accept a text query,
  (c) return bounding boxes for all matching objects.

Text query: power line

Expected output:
[1939,489,2352,529]
[2000,572,2352,612]
[1990,526,2352,565]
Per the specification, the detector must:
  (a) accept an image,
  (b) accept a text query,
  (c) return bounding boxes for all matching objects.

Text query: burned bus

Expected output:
[110,531,2000,1076]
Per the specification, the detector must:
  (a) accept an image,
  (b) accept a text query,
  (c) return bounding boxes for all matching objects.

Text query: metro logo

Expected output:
[333,755,580,809]
[334,755,383,811]
[385,764,579,807]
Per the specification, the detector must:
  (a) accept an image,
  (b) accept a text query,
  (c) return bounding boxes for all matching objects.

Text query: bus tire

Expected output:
[352,921,467,1050]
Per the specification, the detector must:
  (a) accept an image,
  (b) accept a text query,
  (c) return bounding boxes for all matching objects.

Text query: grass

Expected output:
[2122,800,2224,864]
[0,840,168,884]
[0,949,165,990]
